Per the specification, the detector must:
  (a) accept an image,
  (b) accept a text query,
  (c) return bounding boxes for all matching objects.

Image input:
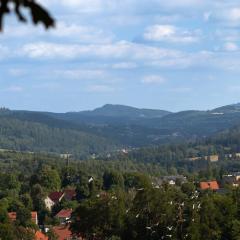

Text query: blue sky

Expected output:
[1,0,240,112]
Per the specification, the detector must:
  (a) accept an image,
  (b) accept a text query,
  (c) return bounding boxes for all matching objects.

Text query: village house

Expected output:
[45,196,56,211]
[56,209,72,224]
[45,192,65,210]
[222,172,240,187]
[8,211,38,225]
[205,155,219,162]
[161,175,187,185]
[188,156,202,161]
[45,189,76,210]
[199,180,220,191]
[188,155,219,162]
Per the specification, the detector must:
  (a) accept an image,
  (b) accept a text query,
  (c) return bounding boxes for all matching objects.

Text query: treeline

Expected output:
[0,150,240,239]
[71,183,240,240]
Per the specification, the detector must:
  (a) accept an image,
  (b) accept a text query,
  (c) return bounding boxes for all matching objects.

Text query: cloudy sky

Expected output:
[1,0,240,112]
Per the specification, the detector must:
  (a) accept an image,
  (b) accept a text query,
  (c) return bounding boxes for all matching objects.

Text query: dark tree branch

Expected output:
[0,0,55,32]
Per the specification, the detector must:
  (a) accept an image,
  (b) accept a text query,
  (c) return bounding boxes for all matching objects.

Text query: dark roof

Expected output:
[49,192,64,203]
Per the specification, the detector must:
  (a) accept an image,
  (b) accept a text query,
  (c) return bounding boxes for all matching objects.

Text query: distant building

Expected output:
[205,155,219,162]
[56,209,72,224]
[223,172,240,187]
[162,175,187,185]
[199,181,219,191]
[60,154,72,159]
[8,211,38,225]
[188,155,219,162]
[225,154,233,159]
[45,196,56,211]
[45,190,76,210]
[188,157,202,161]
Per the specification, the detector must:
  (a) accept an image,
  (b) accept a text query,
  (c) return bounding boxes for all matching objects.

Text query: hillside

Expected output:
[0,104,240,156]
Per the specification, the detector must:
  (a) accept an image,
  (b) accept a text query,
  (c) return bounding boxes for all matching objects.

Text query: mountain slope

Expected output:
[80,104,171,118]
[0,103,240,156]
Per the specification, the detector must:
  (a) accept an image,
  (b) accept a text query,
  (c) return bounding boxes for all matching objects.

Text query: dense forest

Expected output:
[0,150,240,239]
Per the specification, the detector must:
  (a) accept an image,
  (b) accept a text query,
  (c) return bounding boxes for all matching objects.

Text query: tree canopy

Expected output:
[0,0,55,31]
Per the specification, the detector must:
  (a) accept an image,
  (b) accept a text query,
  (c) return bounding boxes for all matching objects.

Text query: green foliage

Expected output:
[103,170,124,190]
[71,192,126,239]
[38,166,61,191]
[16,207,32,227]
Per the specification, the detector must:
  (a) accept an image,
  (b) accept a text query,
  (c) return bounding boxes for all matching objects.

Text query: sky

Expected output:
[1,0,240,112]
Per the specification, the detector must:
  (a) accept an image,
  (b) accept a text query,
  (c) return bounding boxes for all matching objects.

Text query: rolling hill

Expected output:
[0,103,240,157]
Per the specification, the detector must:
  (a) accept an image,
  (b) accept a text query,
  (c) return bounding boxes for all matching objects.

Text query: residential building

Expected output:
[162,175,187,185]
[199,181,219,191]
[45,191,64,210]
[56,209,72,224]
[222,172,240,187]
[204,155,219,162]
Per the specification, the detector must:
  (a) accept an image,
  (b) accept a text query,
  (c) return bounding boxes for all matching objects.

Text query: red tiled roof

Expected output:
[200,181,219,190]
[56,209,72,218]
[35,231,48,240]
[8,212,17,221]
[53,225,72,240]
[49,192,64,203]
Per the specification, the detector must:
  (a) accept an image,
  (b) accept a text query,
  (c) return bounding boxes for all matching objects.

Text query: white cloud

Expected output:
[52,22,113,43]
[112,62,137,69]
[53,69,105,80]
[21,41,182,61]
[3,22,113,44]
[213,7,240,26]
[142,75,166,84]
[228,8,240,22]
[224,42,238,52]
[143,25,200,43]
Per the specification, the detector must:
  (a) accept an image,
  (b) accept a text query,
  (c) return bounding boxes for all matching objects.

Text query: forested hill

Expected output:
[0,103,240,157]
[0,110,118,158]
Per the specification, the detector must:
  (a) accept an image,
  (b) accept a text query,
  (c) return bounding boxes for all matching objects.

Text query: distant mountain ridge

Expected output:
[0,103,240,156]
[211,103,240,114]
[78,104,171,119]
